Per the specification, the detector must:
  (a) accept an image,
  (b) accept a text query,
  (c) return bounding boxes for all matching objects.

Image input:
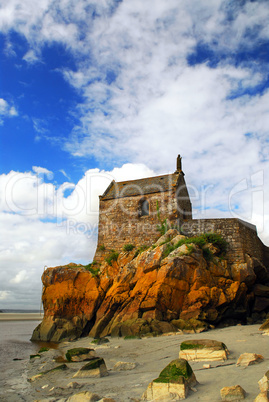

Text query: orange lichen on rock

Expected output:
[32,230,269,342]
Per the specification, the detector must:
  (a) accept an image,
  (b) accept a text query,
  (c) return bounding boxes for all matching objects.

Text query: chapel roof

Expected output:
[100,171,181,200]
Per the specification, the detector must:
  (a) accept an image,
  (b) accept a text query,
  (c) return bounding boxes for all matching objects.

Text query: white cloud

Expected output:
[0,291,10,301]
[0,98,18,123]
[10,270,28,284]
[23,49,40,64]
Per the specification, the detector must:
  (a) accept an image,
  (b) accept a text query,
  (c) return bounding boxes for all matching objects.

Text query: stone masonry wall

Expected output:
[94,189,179,263]
[181,218,265,266]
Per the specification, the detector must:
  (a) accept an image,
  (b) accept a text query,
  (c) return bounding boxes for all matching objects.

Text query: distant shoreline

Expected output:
[0,313,44,321]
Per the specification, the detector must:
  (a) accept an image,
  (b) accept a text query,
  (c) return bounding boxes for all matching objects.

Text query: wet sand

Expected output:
[0,313,43,321]
[1,323,268,401]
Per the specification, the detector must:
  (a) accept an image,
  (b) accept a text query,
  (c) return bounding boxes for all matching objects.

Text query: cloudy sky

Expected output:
[0,0,269,309]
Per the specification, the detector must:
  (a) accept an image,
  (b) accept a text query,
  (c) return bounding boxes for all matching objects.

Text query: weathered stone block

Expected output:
[179,339,228,361]
[65,348,96,362]
[142,358,197,401]
[73,358,108,378]
[220,385,246,401]
[236,353,264,367]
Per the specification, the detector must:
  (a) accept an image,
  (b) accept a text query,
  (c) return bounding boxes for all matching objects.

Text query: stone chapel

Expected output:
[94,155,192,262]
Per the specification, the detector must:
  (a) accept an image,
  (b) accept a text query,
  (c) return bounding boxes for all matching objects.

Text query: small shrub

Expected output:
[123,244,135,252]
[99,245,106,251]
[160,232,227,260]
[162,243,176,259]
[203,233,228,255]
[202,247,213,261]
[134,245,149,257]
[105,250,119,266]
[186,244,195,255]
[84,262,100,277]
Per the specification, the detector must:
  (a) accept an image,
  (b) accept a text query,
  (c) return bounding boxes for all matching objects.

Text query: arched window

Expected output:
[138,198,149,217]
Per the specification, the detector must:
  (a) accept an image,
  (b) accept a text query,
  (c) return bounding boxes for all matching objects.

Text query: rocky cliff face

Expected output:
[32,230,269,342]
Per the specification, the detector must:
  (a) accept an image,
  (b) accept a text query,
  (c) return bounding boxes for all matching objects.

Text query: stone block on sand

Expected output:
[254,392,269,402]
[142,358,197,401]
[66,392,100,401]
[65,348,96,362]
[236,353,264,367]
[220,385,246,401]
[73,358,108,378]
[259,371,269,392]
[179,339,228,361]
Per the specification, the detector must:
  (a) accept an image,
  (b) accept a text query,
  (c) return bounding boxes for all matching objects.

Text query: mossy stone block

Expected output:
[65,348,95,362]
[154,358,193,384]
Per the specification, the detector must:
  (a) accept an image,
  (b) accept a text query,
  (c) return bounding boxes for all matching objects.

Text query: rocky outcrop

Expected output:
[32,230,269,342]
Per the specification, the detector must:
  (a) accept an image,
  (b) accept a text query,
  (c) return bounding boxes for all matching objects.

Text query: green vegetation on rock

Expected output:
[180,342,208,351]
[80,358,105,370]
[134,245,149,257]
[39,364,68,376]
[30,354,41,359]
[84,261,100,277]
[105,250,119,266]
[180,339,227,351]
[124,335,141,340]
[153,359,193,384]
[123,244,135,252]
[161,232,227,260]
[91,337,109,345]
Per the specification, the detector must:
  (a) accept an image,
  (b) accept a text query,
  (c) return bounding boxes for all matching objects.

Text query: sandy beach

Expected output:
[1,323,268,401]
[0,313,43,321]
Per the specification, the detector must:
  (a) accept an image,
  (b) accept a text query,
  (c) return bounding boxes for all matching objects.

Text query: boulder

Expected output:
[154,229,180,246]
[220,385,246,401]
[66,392,100,402]
[230,259,256,287]
[142,358,197,401]
[171,318,207,333]
[73,358,108,378]
[236,353,264,367]
[259,371,269,392]
[179,339,228,361]
[65,348,96,362]
[254,392,269,402]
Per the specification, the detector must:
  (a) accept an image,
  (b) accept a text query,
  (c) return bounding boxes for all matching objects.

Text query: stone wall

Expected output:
[94,189,179,263]
[181,218,266,265]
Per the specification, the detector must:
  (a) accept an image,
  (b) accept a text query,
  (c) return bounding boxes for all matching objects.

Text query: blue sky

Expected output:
[0,0,269,308]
